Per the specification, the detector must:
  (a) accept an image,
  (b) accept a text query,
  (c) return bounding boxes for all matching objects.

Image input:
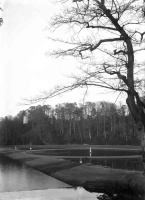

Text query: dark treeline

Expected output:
[0,101,140,145]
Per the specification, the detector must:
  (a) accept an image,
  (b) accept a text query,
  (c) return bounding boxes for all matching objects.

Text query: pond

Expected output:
[32,148,143,171]
[0,153,98,199]
[0,154,70,192]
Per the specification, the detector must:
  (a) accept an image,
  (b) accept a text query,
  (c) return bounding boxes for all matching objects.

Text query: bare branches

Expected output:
[90,37,124,51]
[103,65,129,86]
[24,84,79,105]
[48,37,125,59]
[114,49,127,55]
[35,0,145,126]
[133,31,145,43]
[23,81,126,105]
[86,24,117,31]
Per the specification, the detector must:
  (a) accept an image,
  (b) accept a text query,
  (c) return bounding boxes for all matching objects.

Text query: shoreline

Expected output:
[0,145,145,193]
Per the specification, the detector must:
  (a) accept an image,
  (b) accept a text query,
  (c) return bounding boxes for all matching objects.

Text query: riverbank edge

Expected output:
[1,145,145,193]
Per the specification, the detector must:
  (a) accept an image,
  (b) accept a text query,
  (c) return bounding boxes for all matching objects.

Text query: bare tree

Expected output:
[31,1,145,151]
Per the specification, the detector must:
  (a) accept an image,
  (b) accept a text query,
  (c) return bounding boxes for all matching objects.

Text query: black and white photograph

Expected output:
[0,0,145,199]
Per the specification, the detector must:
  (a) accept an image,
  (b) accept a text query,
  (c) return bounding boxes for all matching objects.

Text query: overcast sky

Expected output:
[0,0,125,117]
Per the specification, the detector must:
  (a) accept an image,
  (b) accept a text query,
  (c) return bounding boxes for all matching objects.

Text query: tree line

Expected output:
[0,101,140,146]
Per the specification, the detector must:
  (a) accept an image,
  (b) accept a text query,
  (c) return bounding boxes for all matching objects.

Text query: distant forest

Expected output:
[0,101,140,145]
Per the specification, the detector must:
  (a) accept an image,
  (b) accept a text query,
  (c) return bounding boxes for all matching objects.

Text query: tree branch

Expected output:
[103,65,129,87]
[86,24,117,31]
[90,37,124,51]
[82,82,128,92]
[114,49,127,55]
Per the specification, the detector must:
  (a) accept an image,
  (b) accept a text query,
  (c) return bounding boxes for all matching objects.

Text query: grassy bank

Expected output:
[0,145,144,193]
[14,144,141,150]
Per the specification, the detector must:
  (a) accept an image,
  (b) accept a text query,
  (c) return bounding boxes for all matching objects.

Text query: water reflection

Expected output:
[67,157,143,171]
[34,149,140,157]
[0,154,70,192]
[32,149,142,171]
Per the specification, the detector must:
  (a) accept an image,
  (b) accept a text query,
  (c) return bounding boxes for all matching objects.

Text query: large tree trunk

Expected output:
[127,94,145,174]
[126,93,145,151]
[101,0,145,150]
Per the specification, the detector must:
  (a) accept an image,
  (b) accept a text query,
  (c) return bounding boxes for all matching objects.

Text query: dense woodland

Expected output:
[0,101,140,146]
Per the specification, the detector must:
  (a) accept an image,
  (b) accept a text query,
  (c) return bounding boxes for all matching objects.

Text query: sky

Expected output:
[0,0,126,118]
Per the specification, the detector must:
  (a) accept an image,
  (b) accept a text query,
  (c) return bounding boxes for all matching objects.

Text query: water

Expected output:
[0,154,98,199]
[0,154,70,192]
[32,148,143,171]
[33,148,140,156]
[66,157,143,171]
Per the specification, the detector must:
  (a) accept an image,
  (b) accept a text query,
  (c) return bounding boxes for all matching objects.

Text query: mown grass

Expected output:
[9,144,141,151]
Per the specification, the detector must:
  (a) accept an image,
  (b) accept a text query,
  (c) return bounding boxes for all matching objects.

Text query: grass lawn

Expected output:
[9,144,141,151]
